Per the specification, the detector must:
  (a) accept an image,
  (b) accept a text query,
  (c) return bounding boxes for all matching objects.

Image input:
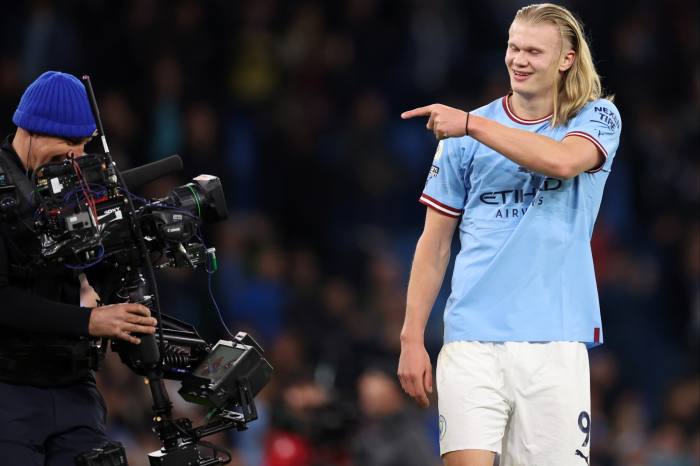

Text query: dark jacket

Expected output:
[0,134,94,386]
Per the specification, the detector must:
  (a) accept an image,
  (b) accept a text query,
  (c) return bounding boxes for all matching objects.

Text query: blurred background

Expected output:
[1,0,698,465]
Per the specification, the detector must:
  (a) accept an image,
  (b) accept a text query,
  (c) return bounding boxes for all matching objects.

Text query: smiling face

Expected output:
[505,20,575,100]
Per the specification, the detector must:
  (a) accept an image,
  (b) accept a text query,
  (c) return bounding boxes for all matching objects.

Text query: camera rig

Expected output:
[12,76,273,465]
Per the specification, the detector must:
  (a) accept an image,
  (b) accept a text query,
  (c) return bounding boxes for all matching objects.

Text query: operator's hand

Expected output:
[88,303,158,345]
[79,273,100,308]
[397,340,433,408]
[401,104,469,140]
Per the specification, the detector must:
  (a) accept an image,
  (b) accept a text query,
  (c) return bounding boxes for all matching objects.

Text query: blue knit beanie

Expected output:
[12,71,96,139]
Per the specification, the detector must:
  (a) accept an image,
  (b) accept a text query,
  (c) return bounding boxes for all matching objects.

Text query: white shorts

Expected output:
[437,341,591,466]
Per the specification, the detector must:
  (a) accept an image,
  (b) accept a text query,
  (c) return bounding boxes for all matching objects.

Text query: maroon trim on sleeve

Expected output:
[418,193,463,218]
[564,131,608,173]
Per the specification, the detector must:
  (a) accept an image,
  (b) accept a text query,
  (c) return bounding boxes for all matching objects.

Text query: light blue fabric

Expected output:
[420,96,621,347]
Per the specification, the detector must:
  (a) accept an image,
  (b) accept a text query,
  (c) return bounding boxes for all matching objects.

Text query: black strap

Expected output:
[0,148,35,218]
[0,148,44,280]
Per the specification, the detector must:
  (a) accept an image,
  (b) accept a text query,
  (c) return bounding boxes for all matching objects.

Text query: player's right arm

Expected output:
[398,207,459,408]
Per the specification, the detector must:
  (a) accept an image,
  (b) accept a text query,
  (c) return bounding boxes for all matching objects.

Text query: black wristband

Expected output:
[465,112,470,137]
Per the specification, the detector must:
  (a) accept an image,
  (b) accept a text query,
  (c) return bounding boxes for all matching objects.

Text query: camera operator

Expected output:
[0,71,157,465]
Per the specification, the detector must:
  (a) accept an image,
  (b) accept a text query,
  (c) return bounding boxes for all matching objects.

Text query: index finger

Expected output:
[401,106,433,119]
[406,374,429,408]
[414,391,429,408]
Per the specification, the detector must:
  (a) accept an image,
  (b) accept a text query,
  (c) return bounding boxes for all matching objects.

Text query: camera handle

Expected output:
[109,268,234,465]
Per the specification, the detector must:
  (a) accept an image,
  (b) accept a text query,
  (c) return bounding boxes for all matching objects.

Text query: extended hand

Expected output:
[401,104,468,140]
[88,303,158,344]
[397,341,433,408]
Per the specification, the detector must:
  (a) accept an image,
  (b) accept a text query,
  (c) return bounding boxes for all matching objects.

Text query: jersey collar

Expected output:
[501,94,553,125]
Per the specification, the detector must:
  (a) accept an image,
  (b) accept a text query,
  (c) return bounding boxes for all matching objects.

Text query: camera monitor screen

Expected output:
[194,344,245,383]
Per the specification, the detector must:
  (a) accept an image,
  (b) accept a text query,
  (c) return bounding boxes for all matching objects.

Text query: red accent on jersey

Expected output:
[502,95,553,125]
[564,131,608,173]
[419,193,463,218]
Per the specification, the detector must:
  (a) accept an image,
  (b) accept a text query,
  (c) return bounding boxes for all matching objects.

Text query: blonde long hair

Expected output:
[514,3,610,126]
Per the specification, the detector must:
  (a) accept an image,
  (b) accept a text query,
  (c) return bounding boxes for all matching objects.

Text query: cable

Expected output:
[116,186,233,340]
[197,233,236,340]
[25,133,33,178]
[64,244,105,270]
[207,269,236,340]
[70,156,98,224]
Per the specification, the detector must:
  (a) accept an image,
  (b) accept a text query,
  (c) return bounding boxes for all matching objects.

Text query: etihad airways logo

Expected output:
[478,178,562,205]
[477,178,562,218]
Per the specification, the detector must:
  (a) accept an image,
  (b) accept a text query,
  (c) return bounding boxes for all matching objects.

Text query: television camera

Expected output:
[2,76,273,465]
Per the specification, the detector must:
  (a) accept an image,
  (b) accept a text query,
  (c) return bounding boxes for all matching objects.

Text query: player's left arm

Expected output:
[402,104,603,179]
